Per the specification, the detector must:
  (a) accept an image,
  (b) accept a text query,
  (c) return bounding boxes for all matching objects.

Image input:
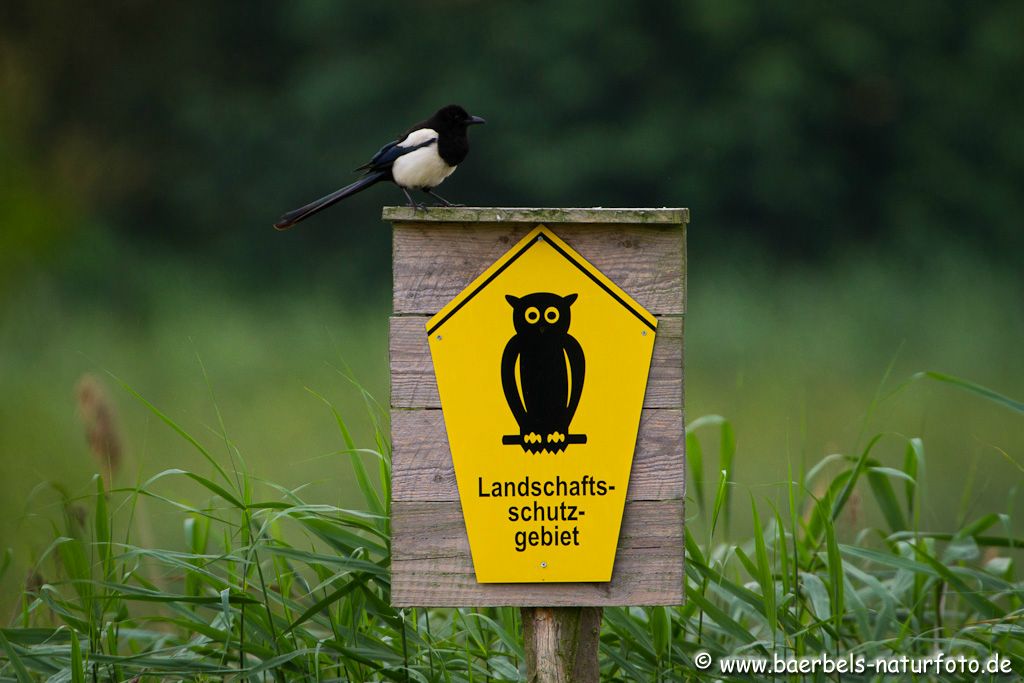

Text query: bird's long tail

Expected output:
[273,171,386,230]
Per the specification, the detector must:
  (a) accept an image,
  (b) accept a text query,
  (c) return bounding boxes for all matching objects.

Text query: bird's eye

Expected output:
[544,307,560,323]
[524,307,540,324]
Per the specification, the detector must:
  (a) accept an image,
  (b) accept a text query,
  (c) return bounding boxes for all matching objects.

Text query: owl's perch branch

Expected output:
[502,434,588,446]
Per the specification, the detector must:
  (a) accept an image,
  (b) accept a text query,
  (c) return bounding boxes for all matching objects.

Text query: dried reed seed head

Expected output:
[25,569,44,594]
[67,503,87,530]
[75,373,122,478]
[845,488,862,528]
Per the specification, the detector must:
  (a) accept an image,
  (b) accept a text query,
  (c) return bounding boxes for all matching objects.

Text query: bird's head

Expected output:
[433,104,486,131]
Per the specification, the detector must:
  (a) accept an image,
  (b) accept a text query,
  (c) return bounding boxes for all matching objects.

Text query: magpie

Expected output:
[274,104,485,230]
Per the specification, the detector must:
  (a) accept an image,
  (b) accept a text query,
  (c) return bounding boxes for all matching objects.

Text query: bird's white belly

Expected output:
[392,144,456,189]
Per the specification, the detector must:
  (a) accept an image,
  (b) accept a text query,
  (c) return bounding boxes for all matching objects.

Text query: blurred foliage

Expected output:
[3,0,1024,288]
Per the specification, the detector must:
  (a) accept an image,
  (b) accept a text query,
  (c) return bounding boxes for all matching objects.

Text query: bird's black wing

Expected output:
[353,140,398,172]
[352,132,437,173]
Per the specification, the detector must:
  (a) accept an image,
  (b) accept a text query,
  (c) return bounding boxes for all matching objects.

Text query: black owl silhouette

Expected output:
[500,292,587,453]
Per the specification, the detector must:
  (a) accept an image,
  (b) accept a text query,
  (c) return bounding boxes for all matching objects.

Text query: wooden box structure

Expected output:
[387,207,688,607]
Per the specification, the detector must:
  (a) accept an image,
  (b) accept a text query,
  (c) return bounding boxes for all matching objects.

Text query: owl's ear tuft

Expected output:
[505,295,520,306]
[564,293,578,305]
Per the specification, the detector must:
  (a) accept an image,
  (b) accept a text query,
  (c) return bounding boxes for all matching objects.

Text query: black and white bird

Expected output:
[274,104,485,230]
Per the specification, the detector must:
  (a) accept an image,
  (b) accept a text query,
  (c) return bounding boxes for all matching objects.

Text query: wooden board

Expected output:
[390,315,683,410]
[383,206,689,225]
[391,408,684,503]
[391,500,684,606]
[393,223,685,315]
[386,208,687,606]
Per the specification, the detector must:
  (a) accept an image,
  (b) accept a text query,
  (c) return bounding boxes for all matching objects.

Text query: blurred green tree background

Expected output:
[1,2,1021,609]
[5,1,1024,277]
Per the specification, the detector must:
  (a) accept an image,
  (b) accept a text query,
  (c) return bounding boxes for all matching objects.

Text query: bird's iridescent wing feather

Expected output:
[353,130,438,174]
[353,140,398,172]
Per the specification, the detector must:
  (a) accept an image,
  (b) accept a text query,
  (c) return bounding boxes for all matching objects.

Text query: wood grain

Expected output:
[522,606,602,683]
[390,315,683,410]
[383,206,689,225]
[391,408,684,503]
[391,500,684,606]
[393,223,685,315]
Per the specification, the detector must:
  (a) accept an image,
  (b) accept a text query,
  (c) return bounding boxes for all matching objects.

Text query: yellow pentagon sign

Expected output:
[426,226,657,583]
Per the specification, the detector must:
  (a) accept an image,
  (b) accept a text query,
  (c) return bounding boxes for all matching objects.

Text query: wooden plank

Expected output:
[391,408,684,503]
[383,206,689,225]
[393,223,685,315]
[391,500,684,606]
[390,315,683,410]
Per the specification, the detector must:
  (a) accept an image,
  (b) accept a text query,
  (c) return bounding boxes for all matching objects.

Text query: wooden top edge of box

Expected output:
[382,206,690,224]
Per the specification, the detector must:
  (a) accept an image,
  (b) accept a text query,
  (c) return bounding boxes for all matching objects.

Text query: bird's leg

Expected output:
[401,187,427,211]
[424,188,464,207]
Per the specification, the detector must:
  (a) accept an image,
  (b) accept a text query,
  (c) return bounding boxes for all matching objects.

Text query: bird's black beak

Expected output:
[468,115,486,125]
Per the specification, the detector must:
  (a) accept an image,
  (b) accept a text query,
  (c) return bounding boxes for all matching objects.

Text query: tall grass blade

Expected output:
[94,475,113,582]
[70,630,85,683]
[709,469,728,542]
[750,496,777,636]
[903,437,923,520]
[650,605,670,662]
[821,497,844,642]
[688,415,735,531]
[831,433,883,524]
[865,465,908,532]
[915,370,1024,414]
[770,504,790,596]
[307,388,384,516]
[0,629,33,683]
[107,371,233,484]
[686,430,705,516]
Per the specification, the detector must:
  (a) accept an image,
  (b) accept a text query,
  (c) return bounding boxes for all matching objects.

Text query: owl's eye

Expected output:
[524,307,540,324]
[544,307,560,323]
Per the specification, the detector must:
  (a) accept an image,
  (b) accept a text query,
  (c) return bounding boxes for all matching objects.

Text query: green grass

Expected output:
[0,267,390,612]
[0,369,1021,681]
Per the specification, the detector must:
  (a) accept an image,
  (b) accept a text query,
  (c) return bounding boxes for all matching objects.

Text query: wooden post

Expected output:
[385,207,688,681]
[522,606,602,683]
